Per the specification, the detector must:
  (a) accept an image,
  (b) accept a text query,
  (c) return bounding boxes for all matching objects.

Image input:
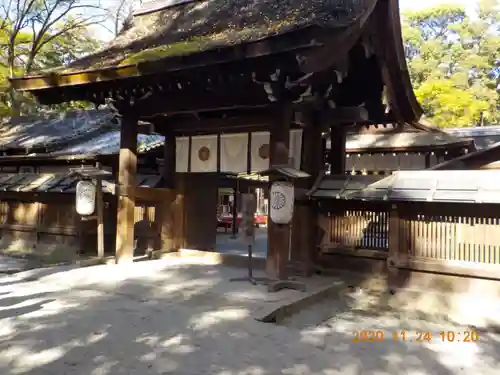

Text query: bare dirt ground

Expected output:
[1,258,499,375]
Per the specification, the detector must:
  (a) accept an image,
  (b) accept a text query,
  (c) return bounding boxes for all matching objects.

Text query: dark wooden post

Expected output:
[162,128,176,189]
[115,115,137,263]
[424,153,431,169]
[292,110,323,275]
[329,125,346,175]
[266,106,292,279]
[387,204,402,292]
[388,204,400,266]
[154,127,178,253]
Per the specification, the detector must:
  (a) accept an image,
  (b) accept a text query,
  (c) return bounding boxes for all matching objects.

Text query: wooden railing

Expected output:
[400,214,500,264]
[318,202,389,253]
[318,201,500,279]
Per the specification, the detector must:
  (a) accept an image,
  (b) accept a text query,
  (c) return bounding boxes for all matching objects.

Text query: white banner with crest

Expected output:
[190,135,218,172]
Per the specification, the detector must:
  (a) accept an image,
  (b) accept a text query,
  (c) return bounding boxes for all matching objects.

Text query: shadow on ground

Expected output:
[0,258,499,375]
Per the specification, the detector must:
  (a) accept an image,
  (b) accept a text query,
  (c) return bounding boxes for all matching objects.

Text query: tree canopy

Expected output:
[402,0,500,127]
[0,0,132,116]
[0,0,497,128]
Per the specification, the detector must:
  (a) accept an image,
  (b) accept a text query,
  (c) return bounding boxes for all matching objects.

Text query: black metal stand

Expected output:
[230,243,270,285]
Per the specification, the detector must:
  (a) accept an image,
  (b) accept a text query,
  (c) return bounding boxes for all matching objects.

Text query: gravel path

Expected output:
[1,260,499,375]
[280,287,500,375]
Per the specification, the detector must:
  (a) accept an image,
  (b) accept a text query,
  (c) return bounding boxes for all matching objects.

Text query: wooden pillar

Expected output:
[329,125,346,175]
[387,204,404,292]
[153,128,178,252]
[266,106,292,279]
[162,129,176,188]
[183,174,217,250]
[115,115,137,263]
[291,110,323,275]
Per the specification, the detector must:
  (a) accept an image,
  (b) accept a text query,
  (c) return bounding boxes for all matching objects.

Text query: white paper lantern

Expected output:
[76,180,96,216]
[269,181,294,224]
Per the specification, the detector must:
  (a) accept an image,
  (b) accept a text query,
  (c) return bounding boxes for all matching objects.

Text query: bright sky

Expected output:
[399,0,477,12]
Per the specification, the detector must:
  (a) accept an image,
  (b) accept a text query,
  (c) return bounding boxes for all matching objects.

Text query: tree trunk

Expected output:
[7,43,20,116]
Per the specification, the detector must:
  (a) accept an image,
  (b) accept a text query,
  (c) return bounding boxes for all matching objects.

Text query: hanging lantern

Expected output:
[269,181,294,224]
[76,180,96,216]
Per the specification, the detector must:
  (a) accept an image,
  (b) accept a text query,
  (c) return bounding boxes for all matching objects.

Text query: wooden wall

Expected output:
[316,200,500,280]
[0,192,163,258]
[183,174,218,251]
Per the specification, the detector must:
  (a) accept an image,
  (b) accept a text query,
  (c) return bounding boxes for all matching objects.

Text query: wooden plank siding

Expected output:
[318,200,500,279]
[0,191,165,257]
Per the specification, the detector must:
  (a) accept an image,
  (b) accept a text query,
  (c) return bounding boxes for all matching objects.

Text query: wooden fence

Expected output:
[318,200,500,279]
[0,192,161,257]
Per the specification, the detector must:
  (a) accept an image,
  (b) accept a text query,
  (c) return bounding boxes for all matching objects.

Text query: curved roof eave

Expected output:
[10,0,376,93]
[379,0,423,123]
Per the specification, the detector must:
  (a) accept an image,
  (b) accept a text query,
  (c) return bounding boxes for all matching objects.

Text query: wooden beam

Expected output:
[153,111,275,135]
[319,107,369,128]
[130,88,270,118]
[266,106,292,280]
[115,115,137,263]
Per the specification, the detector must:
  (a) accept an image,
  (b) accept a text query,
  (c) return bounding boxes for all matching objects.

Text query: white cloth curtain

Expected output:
[220,133,248,173]
[190,135,218,172]
[175,136,189,172]
[250,131,270,172]
[289,129,303,169]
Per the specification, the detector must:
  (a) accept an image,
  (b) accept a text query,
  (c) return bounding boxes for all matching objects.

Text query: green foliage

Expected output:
[0,0,108,117]
[402,0,500,127]
[0,0,497,128]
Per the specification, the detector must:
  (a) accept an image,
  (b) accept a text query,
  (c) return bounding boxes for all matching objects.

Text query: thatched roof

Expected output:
[57,0,374,72]
[0,109,163,157]
[0,110,114,153]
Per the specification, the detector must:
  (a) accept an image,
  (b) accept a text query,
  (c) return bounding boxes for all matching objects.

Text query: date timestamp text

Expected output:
[353,330,479,343]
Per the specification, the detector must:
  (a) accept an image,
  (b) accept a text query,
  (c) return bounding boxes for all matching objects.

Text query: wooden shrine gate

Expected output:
[11,0,424,281]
